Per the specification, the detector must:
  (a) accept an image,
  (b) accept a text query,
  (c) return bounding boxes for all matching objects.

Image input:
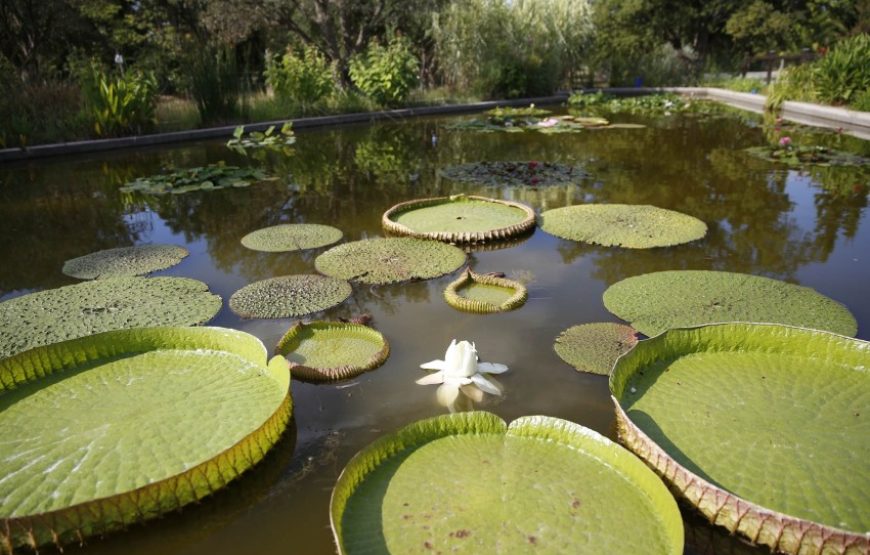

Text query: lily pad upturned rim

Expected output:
[62,244,189,279]
[443,267,528,313]
[609,322,870,555]
[554,322,639,375]
[330,411,684,555]
[539,204,708,249]
[240,223,344,253]
[0,326,292,553]
[275,320,390,383]
[382,194,536,244]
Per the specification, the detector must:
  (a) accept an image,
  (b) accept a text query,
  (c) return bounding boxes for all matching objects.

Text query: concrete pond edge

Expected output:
[2,88,867,163]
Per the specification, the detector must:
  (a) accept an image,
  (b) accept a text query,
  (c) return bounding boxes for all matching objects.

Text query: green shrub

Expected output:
[813,33,870,105]
[706,76,765,93]
[349,36,420,106]
[433,0,592,98]
[265,45,335,111]
[0,72,88,148]
[767,34,870,111]
[80,63,158,137]
[187,46,241,125]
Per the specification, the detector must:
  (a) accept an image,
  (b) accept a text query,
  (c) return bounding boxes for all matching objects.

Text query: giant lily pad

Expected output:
[439,161,587,187]
[554,323,639,375]
[241,223,343,253]
[443,268,527,313]
[0,277,222,360]
[315,238,466,285]
[382,195,535,243]
[62,244,189,279]
[539,204,708,248]
[609,323,870,555]
[603,270,858,337]
[331,412,684,554]
[276,321,389,382]
[229,275,352,319]
[0,326,292,552]
[120,163,277,195]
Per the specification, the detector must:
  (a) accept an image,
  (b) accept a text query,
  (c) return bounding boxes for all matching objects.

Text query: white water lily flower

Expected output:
[417,339,508,411]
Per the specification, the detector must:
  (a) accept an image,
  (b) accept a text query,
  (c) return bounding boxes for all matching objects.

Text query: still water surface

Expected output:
[1,105,868,554]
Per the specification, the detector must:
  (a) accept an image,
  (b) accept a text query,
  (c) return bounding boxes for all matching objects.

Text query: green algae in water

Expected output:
[332,412,684,555]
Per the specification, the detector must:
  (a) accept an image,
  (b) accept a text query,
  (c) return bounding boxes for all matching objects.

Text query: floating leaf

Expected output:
[554,322,639,375]
[0,277,221,359]
[603,270,858,337]
[226,122,296,153]
[439,161,587,187]
[0,326,292,552]
[539,204,707,248]
[315,238,466,285]
[485,105,552,119]
[275,320,389,382]
[120,164,277,195]
[745,145,870,167]
[610,323,870,555]
[331,412,684,554]
[241,223,343,253]
[62,244,189,279]
[443,268,527,313]
[382,194,535,243]
[229,275,352,319]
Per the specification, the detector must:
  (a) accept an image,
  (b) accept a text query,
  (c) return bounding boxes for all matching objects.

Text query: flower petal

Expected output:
[460,384,485,403]
[471,373,503,396]
[477,362,508,374]
[416,371,445,385]
[436,383,460,407]
[444,376,473,385]
[420,359,445,370]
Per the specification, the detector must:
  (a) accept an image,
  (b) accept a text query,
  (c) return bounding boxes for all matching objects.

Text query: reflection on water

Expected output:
[0,106,868,554]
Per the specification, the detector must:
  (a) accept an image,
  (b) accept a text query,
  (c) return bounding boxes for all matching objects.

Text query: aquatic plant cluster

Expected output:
[1,96,868,555]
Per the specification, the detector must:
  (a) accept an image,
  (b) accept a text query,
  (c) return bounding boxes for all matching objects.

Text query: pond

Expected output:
[1,104,868,554]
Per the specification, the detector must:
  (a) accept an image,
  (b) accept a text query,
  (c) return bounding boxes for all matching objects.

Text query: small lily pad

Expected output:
[485,105,551,119]
[241,224,343,253]
[554,323,639,375]
[0,326,291,552]
[315,238,466,285]
[610,323,870,555]
[539,204,708,248]
[603,270,858,337]
[275,321,390,382]
[62,244,189,279]
[229,275,352,319]
[444,268,527,313]
[745,145,870,167]
[331,412,684,554]
[382,195,536,243]
[0,277,222,360]
[439,161,587,187]
[120,163,277,195]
